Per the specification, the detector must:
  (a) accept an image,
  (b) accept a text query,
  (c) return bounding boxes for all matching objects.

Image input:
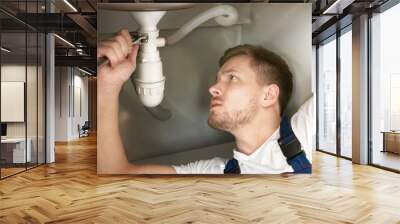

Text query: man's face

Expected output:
[208,55,263,131]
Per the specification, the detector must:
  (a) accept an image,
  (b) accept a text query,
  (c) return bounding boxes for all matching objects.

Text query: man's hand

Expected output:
[97,28,177,175]
[97,29,139,92]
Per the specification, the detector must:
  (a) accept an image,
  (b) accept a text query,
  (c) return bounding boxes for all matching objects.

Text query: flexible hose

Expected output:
[166,5,238,45]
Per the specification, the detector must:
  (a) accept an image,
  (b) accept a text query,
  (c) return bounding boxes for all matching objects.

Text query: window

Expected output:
[370,2,400,171]
[0,1,47,179]
[339,28,352,158]
[390,74,400,130]
[317,36,337,155]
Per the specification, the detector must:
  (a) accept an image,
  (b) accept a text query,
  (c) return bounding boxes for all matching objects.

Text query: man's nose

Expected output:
[209,83,222,97]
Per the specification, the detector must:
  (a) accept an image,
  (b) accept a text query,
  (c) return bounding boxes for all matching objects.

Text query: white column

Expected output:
[46,1,55,163]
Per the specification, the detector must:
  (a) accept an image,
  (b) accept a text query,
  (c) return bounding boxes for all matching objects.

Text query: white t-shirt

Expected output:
[172,96,315,174]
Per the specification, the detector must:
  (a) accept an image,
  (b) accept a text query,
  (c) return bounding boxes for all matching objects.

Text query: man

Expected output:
[97,29,314,174]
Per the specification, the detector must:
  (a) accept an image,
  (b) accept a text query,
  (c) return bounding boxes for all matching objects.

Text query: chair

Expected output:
[79,121,90,138]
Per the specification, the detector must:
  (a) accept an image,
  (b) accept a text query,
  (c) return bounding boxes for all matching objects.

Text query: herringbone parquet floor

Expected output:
[1,134,400,223]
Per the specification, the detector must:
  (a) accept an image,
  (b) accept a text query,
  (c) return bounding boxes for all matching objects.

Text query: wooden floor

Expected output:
[1,167,26,178]
[1,135,400,223]
[1,162,46,178]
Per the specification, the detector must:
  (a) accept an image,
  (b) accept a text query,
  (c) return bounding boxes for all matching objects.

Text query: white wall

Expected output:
[1,64,45,163]
[1,65,26,132]
[1,65,26,140]
[1,65,37,138]
[55,66,69,141]
[54,67,89,141]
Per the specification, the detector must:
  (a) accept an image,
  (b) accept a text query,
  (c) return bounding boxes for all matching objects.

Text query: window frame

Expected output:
[315,24,353,161]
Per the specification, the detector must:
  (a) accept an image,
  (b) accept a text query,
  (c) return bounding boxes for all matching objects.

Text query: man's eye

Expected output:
[229,74,237,81]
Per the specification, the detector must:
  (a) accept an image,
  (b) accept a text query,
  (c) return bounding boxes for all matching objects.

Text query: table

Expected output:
[1,138,31,163]
[381,131,400,154]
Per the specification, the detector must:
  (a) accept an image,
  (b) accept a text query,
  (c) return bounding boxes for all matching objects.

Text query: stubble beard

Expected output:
[208,98,258,132]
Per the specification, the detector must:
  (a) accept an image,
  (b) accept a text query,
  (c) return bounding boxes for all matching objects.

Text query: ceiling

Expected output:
[0,0,97,74]
[311,0,390,44]
[0,0,395,74]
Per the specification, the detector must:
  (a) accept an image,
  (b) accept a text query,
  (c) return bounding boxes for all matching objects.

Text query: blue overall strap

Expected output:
[278,116,312,173]
[224,158,241,174]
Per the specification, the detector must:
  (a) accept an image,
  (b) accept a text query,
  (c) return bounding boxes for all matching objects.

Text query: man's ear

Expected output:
[261,84,280,108]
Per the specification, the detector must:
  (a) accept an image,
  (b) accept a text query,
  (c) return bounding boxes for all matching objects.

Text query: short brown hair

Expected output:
[219,44,293,115]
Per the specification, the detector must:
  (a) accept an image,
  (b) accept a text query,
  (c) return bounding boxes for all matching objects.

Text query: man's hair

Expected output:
[219,44,293,115]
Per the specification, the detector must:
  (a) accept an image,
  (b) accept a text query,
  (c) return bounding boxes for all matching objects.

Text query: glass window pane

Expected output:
[318,36,337,154]
[1,31,28,177]
[371,3,400,171]
[0,1,46,179]
[340,28,352,158]
[27,31,38,169]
